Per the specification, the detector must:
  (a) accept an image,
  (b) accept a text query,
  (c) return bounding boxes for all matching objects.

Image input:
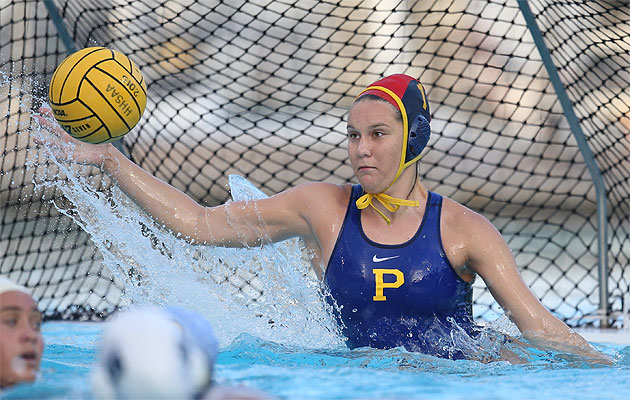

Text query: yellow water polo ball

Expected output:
[48,47,147,144]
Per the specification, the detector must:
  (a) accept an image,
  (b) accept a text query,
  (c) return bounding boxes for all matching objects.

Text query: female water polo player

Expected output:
[0,278,44,389]
[35,74,610,363]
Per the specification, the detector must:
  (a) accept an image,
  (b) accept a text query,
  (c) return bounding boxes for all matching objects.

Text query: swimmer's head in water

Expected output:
[0,278,43,389]
[355,74,431,188]
[92,306,219,400]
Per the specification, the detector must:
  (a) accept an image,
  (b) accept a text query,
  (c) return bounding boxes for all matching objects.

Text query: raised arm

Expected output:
[33,108,320,248]
[452,205,612,363]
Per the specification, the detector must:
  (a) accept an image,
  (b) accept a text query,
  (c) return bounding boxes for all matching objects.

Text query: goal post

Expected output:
[518,0,610,326]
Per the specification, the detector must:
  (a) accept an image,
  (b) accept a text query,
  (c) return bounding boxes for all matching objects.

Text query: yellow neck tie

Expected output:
[356,192,419,225]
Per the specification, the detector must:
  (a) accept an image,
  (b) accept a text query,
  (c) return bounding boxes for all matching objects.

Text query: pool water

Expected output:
[2,321,629,400]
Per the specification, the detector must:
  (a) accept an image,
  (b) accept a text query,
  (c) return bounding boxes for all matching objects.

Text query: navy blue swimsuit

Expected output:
[324,185,476,359]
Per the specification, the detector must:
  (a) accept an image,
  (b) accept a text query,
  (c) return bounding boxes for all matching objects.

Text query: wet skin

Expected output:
[0,291,44,388]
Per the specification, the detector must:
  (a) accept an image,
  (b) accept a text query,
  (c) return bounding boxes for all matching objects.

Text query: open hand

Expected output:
[32,107,113,166]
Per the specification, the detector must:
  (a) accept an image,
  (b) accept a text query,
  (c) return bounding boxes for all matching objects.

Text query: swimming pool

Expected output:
[1,320,629,400]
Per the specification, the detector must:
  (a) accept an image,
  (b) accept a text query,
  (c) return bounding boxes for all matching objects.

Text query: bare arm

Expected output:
[102,148,331,246]
[34,108,323,247]
[102,146,210,242]
[459,209,612,363]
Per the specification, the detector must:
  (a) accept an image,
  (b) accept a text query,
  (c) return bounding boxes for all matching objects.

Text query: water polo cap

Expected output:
[0,277,30,296]
[354,74,431,224]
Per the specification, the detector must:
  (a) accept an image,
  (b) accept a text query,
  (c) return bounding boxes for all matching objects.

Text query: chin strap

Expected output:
[356,192,419,225]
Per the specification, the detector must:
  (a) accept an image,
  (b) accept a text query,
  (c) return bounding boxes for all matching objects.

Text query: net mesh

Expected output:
[1,0,628,326]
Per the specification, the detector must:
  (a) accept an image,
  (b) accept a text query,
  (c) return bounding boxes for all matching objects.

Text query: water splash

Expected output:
[28,114,344,349]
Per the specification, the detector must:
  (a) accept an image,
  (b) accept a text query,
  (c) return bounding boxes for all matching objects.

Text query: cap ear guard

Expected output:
[406,114,431,163]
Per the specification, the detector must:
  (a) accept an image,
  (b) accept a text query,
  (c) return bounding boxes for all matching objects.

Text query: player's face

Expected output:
[347,99,404,194]
[0,291,44,388]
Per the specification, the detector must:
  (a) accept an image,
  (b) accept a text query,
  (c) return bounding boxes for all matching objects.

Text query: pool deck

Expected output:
[575,328,630,345]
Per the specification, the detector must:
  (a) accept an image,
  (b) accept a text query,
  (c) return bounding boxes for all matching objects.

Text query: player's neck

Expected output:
[364,173,427,222]
[383,169,424,201]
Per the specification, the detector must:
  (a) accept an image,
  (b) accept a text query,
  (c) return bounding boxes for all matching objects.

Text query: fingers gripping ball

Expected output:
[48,47,147,144]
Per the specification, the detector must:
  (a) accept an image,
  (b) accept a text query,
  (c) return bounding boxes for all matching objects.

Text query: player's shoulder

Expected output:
[440,194,494,232]
[289,181,353,203]
[282,182,353,223]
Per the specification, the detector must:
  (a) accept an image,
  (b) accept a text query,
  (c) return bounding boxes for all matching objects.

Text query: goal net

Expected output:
[1,0,628,326]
